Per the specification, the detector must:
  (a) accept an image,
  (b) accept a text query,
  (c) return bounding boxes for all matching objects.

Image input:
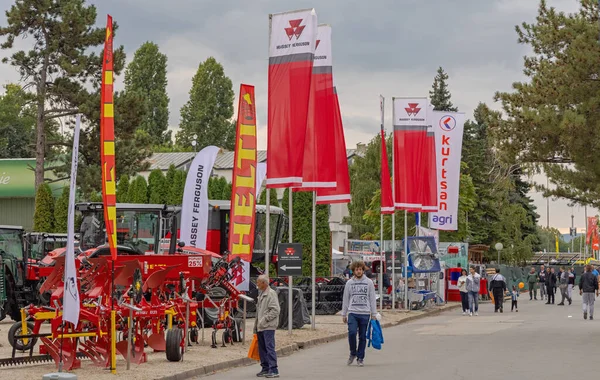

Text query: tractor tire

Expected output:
[231,318,243,343]
[8,322,37,351]
[165,327,183,362]
[5,273,21,322]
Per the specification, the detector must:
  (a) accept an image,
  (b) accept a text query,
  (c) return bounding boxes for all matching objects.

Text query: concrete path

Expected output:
[202,290,595,379]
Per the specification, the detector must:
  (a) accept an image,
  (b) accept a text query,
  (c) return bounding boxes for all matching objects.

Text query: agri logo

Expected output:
[285,247,295,256]
[404,103,421,117]
[285,19,306,40]
[439,115,456,131]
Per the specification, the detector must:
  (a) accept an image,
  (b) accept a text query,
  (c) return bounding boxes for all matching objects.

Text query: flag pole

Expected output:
[391,97,396,311]
[288,190,293,335]
[311,190,316,329]
[404,210,409,310]
[379,213,384,310]
[265,188,270,276]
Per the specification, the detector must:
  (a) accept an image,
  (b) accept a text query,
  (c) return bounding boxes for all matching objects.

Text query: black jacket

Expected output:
[545,272,557,287]
[579,272,598,293]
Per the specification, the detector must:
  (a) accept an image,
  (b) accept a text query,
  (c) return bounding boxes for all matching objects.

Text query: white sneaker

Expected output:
[475,312,479,316]
[469,312,473,316]
[462,312,466,316]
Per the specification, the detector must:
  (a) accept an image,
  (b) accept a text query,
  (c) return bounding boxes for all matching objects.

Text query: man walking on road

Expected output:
[254,275,281,378]
[579,264,599,320]
[557,267,571,306]
[527,267,538,300]
[341,260,377,367]
[538,265,547,301]
[489,268,507,313]
[466,266,481,316]
[545,268,557,305]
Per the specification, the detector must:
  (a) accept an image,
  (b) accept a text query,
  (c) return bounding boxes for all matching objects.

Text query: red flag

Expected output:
[316,87,350,204]
[420,105,438,212]
[100,15,117,261]
[228,85,257,263]
[393,97,428,211]
[267,9,318,188]
[380,96,393,215]
[295,24,336,191]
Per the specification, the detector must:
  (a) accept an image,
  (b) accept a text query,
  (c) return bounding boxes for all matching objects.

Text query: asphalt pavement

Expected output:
[201,289,598,379]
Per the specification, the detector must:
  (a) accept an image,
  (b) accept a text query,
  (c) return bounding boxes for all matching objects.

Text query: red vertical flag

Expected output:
[100,15,117,261]
[420,104,438,212]
[392,97,428,211]
[296,24,336,191]
[316,87,350,204]
[267,9,318,188]
[228,85,258,263]
[380,96,394,214]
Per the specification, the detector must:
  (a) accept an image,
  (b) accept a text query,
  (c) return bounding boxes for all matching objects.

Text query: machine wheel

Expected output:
[231,318,242,343]
[165,327,183,362]
[189,328,199,343]
[5,273,21,322]
[8,322,37,351]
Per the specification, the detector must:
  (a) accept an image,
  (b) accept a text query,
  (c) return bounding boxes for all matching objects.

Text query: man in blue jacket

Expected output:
[341,260,377,367]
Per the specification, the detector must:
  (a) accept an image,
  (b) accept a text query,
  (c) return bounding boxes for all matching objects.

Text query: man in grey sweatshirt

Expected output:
[341,260,377,367]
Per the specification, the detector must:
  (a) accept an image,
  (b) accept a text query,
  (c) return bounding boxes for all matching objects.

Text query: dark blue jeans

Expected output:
[257,330,278,373]
[348,313,370,360]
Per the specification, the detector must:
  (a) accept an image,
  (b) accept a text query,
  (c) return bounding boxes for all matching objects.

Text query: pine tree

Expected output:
[0,84,35,158]
[429,67,458,112]
[54,186,69,233]
[127,175,148,204]
[168,170,186,205]
[176,57,235,150]
[33,184,55,232]
[124,42,170,145]
[147,169,167,204]
[116,174,130,203]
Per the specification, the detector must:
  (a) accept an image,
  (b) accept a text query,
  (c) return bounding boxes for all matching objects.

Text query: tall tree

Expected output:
[124,42,170,145]
[33,184,55,232]
[147,169,167,204]
[116,174,130,203]
[0,84,35,158]
[176,57,235,150]
[491,0,600,206]
[167,170,185,205]
[0,0,124,190]
[54,186,69,233]
[127,175,148,204]
[429,67,458,112]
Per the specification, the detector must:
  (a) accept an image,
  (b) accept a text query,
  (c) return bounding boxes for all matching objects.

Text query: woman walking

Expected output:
[466,266,481,316]
[457,269,469,315]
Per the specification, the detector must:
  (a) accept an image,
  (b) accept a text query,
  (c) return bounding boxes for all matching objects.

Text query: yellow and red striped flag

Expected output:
[100,15,117,261]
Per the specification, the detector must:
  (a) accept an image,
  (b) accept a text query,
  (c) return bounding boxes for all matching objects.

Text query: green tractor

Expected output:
[0,225,38,322]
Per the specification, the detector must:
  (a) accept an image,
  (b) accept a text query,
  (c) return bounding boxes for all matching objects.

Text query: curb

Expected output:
[157,304,461,380]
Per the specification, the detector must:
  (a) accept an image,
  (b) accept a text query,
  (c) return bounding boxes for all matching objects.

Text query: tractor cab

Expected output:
[24,232,70,261]
[0,225,29,321]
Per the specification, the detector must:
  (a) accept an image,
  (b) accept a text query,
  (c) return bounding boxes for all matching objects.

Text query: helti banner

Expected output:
[228,84,257,263]
[421,105,438,212]
[380,95,394,214]
[428,111,465,230]
[586,216,597,245]
[392,97,428,210]
[316,87,351,204]
[296,24,336,191]
[267,8,317,188]
[100,14,117,260]
[63,115,82,327]
[180,146,220,249]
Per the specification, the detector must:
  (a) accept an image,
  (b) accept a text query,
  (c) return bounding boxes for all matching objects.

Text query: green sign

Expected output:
[0,159,67,198]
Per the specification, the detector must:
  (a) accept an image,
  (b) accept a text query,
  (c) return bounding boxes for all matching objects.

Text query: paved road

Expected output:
[202,290,597,379]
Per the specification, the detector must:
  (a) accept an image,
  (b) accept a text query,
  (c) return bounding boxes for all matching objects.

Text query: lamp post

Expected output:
[495,242,503,265]
[192,134,198,153]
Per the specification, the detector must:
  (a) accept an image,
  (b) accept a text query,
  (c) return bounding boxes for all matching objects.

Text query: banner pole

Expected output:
[311,191,317,329]
[265,188,270,277]
[404,210,409,310]
[391,98,396,311]
[288,190,293,335]
[379,213,384,311]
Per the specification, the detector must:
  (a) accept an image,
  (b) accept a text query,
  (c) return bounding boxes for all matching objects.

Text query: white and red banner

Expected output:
[228,84,258,263]
[392,97,428,210]
[267,9,318,188]
[316,87,351,204]
[180,145,220,249]
[296,24,336,191]
[255,162,267,200]
[63,114,81,327]
[421,104,438,212]
[380,96,394,214]
[428,111,465,230]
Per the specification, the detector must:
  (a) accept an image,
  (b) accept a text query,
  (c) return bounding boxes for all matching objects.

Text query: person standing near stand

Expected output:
[557,267,572,306]
[545,268,557,305]
[489,268,507,313]
[527,267,538,300]
[341,261,377,367]
[538,265,547,301]
[254,275,281,378]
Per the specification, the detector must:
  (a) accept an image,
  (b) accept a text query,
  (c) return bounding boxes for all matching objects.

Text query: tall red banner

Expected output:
[100,15,117,261]
[392,97,428,211]
[420,105,438,212]
[380,96,394,214]
[228,85,258,263]
[296,24,336,191]
[316,87,350,204]
[267,9,318,188]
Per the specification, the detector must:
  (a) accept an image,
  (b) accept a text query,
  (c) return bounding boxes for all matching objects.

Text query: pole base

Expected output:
[42,373,77,380]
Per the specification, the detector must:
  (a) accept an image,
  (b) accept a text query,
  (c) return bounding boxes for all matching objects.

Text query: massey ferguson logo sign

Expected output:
[405,103,421,117]
[285,19,305,40]
[285,247,295,256]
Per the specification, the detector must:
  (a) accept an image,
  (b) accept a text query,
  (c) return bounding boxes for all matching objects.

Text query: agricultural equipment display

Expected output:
[23,232,71,261]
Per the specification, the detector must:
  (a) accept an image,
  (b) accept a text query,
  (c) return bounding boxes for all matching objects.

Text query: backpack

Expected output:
[366,319,384,350]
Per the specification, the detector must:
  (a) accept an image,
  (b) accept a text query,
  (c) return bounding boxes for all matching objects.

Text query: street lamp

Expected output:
[192,134,198,153]
[495,242,503,265]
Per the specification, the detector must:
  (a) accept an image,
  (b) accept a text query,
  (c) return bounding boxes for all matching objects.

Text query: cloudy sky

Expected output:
[0,0,596,234]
